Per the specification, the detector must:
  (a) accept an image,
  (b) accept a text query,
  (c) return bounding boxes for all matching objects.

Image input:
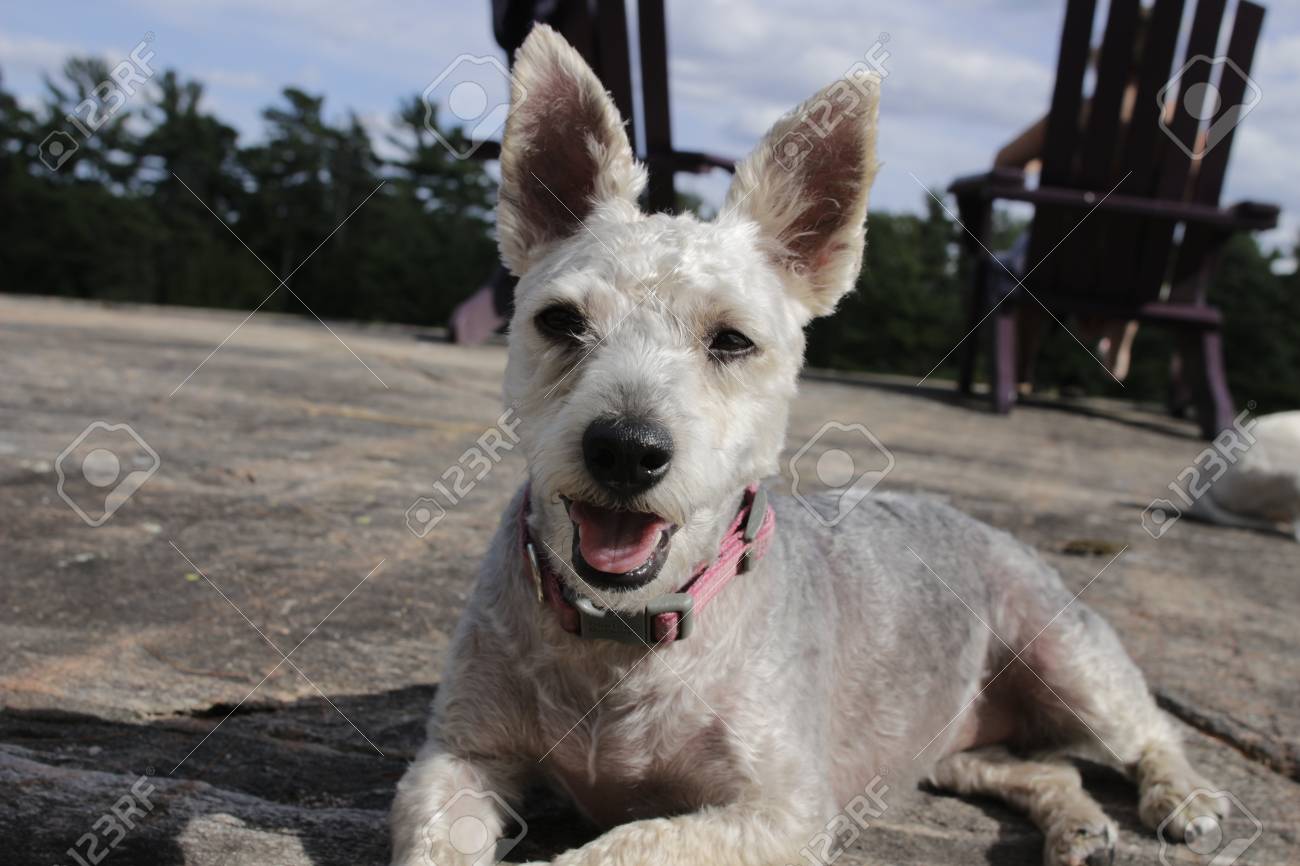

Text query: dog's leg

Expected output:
[1013,603,1228,848]
[389,743,524,866]
[1130,739,1229,843]
[526,802,810,866]
[929,746,1116,866]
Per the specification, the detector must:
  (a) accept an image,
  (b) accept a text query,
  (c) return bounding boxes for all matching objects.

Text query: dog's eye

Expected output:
[708,329,756,360]
[535,304,587,344]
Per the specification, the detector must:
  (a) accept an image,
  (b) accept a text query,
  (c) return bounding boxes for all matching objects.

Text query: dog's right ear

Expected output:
[496,24,645,276]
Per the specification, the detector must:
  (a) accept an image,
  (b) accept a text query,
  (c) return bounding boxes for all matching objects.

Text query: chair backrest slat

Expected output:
[1191,0,1265,206]
[1024,0,1096,283]
[555,1,596,70]
[594,0,637,152]
[1151,0,1228,202]
[1078,0,1141,190]
[1115,0,1187,195]
[1101,0,1187,302]
[1170,1,1267,301]
[1039,0,1098,188]
[638,0,676,212]
[1134,0,1230,296]
[1060,0,1142,299]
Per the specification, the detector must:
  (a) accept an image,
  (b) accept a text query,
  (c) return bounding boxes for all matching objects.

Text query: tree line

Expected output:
[1,58,498,326]
[2,58,1296,411]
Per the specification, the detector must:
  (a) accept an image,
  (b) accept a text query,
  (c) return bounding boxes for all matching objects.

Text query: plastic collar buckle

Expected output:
[572,593,694,645]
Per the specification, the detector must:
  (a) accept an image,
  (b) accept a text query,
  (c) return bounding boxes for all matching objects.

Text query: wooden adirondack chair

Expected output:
[949,0,1279,439]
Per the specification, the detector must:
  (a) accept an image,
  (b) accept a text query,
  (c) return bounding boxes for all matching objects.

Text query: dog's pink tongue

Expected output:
[570,503,668,573]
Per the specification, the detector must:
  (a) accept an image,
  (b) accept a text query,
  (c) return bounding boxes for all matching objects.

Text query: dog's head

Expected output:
[499,25,878,607]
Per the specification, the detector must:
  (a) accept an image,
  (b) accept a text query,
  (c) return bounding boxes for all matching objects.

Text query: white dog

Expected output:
[1185,411,1300,540]
[392,25,1227,866]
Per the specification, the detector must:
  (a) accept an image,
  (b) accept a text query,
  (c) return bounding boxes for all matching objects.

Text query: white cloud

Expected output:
[0,32,80,75]
[197,68,267,90]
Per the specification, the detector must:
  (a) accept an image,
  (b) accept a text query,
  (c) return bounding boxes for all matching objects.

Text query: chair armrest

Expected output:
[649,148,737,175]
[1228,201,1280,230]
[966,182,1278,232]
[948,169,1025,250]
[465,143,740,179]
[1044,298,1224,329]
[948,167,1027,196]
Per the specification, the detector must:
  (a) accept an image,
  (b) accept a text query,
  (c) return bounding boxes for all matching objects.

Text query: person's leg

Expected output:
[1095,319,1139,382]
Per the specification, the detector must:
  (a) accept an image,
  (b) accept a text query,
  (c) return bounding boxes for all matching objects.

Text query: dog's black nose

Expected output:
[582,417,674,496]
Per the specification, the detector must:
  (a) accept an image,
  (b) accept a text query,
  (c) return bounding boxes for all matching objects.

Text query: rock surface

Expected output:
[1,295,1296,865]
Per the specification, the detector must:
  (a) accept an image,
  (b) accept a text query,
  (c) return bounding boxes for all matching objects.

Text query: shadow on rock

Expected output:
[1,685,597,865]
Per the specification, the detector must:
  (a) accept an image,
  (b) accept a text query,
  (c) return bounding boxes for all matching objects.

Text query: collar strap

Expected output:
[521,484,776,645]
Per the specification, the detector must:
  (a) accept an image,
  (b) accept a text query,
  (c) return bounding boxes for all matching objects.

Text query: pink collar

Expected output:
[521,484,776,645]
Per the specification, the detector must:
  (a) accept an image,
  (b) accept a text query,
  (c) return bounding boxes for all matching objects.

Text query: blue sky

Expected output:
[3,0,1297,253]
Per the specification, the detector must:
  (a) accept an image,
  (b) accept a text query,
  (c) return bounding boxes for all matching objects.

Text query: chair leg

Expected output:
[1166,350,1193,418]
[958,331,977,396]
[1014,303,1050,391]
[990,306,1018,415]
[954,197,994,398]
[958,278,988,396]
[1177,329,1235,439]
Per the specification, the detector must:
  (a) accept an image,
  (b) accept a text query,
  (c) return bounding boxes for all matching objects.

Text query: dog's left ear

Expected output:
[497,24,646,275]
[723,77,880,319]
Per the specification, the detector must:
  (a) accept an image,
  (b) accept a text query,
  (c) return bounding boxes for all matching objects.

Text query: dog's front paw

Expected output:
[1142,782,1231,844]
[1045,819,1116,866]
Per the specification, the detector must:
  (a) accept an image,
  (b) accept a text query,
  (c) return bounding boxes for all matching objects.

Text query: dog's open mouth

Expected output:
[565,499,676,590]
